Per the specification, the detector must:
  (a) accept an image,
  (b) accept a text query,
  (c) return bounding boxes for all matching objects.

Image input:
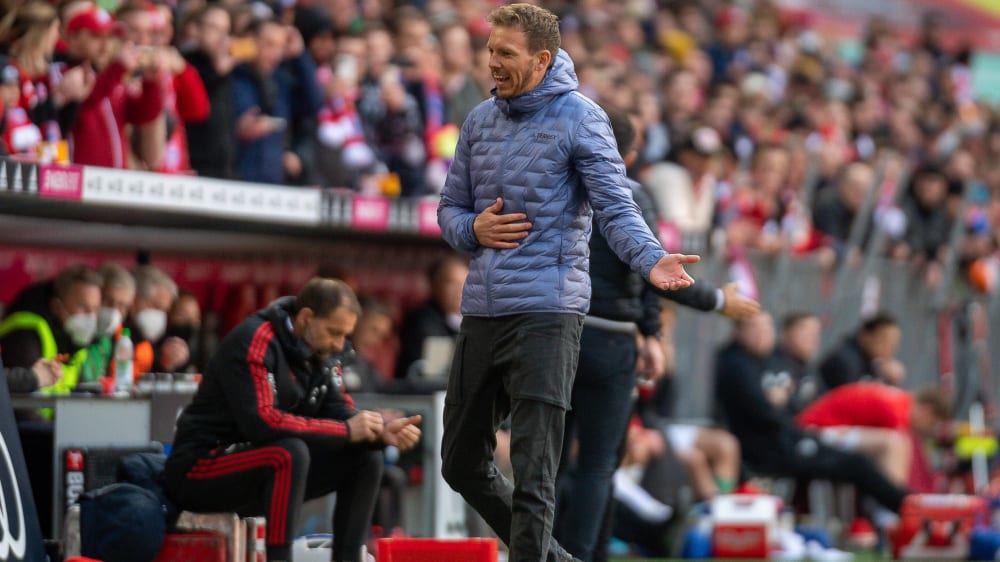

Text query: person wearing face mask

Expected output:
[0,264,101,539]
[165,277,422,562]
[164,290,202,373]
[81,263,137,385]
[394,255,468,382]
[0,264,102,395]
[127,264,190,376]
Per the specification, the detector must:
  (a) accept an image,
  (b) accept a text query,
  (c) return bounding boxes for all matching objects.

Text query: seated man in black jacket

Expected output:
[715,312,906,514]
[165,278,421,562]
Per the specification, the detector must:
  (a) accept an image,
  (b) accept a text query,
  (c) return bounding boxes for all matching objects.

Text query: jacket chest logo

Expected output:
[534,132,557,143]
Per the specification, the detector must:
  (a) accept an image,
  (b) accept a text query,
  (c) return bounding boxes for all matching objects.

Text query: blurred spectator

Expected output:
[812,162,875,256]
[819,311,904,391]
[165,289,201,373]
[0,264,101,539]
[117,0,208,173]
[0,264,101,394]
[721,142,791,254]
[373,64,426,196]
[395,255,467,380]
[714,312,906,513]
[81,262,135,384]
[0,1,91,159]
[129,264,188,375]
[232,18,321,184]
[894,164,954,285]
[640,125,722,241]
[797,382,950,487]
[438,23,486,127]
[181,3,236,179]
[343,296,394,393]
[772,310,824,412]
[64,6,166,168]
[294,6,335,68]
[314,53,377,189]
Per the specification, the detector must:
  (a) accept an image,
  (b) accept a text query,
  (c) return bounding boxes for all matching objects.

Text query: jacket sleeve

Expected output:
[316,380,358,422]
[656,283,720,311]
[125,76,164,126]
[173,63,210,123]
[437,116,480,252]
[631,182,664,337]
[81,63,127,109]
[574,110,666,279]
[222,323,352,448]
[5,366,39,393]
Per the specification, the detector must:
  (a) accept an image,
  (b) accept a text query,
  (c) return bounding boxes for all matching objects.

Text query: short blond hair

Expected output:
[487,3,560,60]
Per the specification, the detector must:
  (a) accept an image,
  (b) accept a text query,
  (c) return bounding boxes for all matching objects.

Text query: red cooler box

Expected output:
[375,538,498,562]
[153,531,227,562]
[889,494,989,560]
[710,494,782,559]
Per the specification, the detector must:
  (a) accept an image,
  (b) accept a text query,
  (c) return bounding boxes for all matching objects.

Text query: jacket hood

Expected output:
[492,49,577,116]
[260,296,312,363]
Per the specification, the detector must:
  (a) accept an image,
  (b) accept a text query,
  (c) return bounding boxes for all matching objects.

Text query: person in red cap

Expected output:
[63,5,166,168]
[116,0,208,173]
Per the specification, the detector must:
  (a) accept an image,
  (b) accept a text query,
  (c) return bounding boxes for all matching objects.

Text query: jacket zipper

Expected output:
[488,111,516,318]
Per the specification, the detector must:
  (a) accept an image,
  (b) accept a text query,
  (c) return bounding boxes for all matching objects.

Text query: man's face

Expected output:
[104,285,135,323]
[135,285,173,314]
[301,307,358,360]
[862,324,901,361]
[198,8,231,58]
[255,23,286,74]
[55,281,101,323]
[738,313,775,358]
[784,316,821,362]
[121,10,156,46]
[351,313,392,356]
[69,30,108,63]
[486,25,549,99]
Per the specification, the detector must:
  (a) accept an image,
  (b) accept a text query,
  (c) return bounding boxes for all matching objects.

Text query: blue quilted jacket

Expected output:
[438,50,667,317]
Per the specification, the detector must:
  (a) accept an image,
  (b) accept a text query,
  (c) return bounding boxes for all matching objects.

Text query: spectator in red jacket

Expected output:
[116,0,208,173]
[65,6,165,168]
[797,381,950,487]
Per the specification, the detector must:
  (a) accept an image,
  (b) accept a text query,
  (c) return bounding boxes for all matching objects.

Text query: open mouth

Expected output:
[493,73,510,88]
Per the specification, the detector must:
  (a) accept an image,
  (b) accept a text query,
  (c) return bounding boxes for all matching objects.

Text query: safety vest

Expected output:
[0,311,87,394]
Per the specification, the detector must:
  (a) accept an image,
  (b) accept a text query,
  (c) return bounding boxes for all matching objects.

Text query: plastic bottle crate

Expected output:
[375,538,498,562]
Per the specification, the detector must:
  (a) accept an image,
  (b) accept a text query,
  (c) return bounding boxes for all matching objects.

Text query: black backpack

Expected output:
[79,482,167,562]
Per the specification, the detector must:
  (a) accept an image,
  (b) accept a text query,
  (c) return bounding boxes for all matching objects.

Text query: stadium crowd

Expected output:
[1,0,999,287]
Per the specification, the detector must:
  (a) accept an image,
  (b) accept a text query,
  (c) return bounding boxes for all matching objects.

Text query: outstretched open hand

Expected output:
[649,253,700,291]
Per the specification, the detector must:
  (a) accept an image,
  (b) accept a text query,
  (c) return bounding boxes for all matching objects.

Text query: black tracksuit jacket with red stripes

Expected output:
[165,297,356,478]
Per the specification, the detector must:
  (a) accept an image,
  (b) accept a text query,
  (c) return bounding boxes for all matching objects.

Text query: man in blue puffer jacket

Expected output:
[437,4,699,561]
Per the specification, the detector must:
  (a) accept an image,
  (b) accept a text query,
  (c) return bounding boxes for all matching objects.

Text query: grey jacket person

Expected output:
[438,49,666,317]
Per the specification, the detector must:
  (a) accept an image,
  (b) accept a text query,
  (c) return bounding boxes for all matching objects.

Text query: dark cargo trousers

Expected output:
[441,313,584,562]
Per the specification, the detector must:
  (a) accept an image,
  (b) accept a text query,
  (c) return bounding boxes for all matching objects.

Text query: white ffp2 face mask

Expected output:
[135,308,167,342]
[64,312,98,347]
[97,306,123,337]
